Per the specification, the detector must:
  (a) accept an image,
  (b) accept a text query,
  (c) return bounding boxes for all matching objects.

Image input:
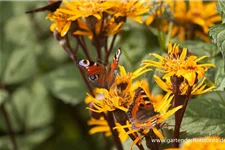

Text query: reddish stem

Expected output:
[104,112,123,150]
[55,32,93,95]
[173,85,192,147]
[105,34,118,64]
[75,35,92,60]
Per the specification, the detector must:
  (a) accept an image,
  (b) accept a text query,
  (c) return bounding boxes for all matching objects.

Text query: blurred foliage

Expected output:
[0,1,103,150]
[0,1,225,150]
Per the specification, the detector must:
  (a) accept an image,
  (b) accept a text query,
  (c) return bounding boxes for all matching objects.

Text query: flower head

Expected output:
[46,10,72,36]
[114,81,182,149]
[88,117,129,142]
[58,0,112,21]
[107,0,150,23]
[87,65,151,113]
[146,0,221,41]
[154,75,216,95]
[142,43,215,86]
[127,81,182,136]
[171,0,220,41]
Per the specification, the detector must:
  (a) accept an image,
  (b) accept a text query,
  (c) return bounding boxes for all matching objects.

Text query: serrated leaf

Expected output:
[217,0,225,17]
[0,89,8,105]
[2,48,37,85]
[42,63,86,105]
[216,79,225,91]
[181,95,225,138]
[166,92,225,138]
[209,24,225,47]
[209,24,225,66]
[222,40,225,53]
[217,30,225,48]
[215,65,225,91]
[222,14,225,24]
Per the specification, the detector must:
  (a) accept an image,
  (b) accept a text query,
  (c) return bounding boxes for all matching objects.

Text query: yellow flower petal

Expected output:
[89,126,110,135]
[153,127,164,140]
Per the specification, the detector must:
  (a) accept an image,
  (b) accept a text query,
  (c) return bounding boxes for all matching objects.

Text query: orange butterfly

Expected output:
[127,87,159,129]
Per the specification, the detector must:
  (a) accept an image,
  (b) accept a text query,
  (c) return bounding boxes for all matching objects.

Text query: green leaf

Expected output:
[26,80,54,129]
[42,63,86,105]
[0,2,13,26]
[209,24,225,60]
[215,65,225,91]
[181,93,225,138]
[0,127,53,150]
[0,80,54,132]
[0,89,8,105]
[4,14,35,47]
[217,0,225,23]
[2,48,37,85]
[0,39,14,79]
[0,50,9,79]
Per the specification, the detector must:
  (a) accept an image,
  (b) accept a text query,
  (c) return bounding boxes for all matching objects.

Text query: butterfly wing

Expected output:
[78,59,106,87]
[105,49,122,88]
[128,87,159,129]
[111,48,122,70]
[78,49,122,88]
[25,1,61,13]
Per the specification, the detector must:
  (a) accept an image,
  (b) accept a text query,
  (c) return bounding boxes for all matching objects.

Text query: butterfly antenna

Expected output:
[25,1,62,13]
[95,57,106,65]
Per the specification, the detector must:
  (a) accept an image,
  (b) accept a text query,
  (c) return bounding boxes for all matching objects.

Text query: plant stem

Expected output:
[80,36,91,59]
[113,109,144,150]
[0,104,17,150]
[94,37,102,61]
[173,86,192,147]
[75,35,92,60]
[105,34,118,64]
[124,128,145,150]
[104,112,123,150]
[104,37,108,54]
[54,32,93,95]
[145,130,160,150]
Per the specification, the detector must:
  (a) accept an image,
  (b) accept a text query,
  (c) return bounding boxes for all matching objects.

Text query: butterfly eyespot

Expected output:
[88,75,99,82]
[78,60,90,67]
